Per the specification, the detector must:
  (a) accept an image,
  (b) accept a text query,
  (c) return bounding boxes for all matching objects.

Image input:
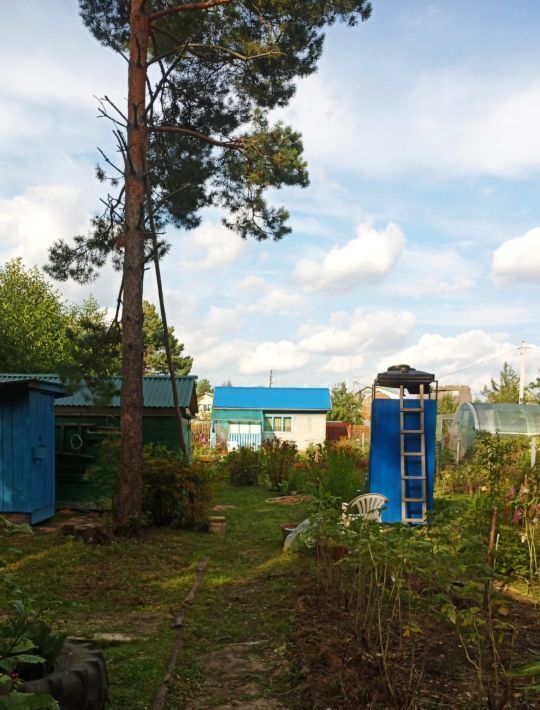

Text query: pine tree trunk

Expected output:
[116,0,150,525]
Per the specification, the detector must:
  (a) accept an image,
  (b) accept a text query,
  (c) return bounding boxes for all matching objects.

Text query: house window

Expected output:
[264,415,293,433]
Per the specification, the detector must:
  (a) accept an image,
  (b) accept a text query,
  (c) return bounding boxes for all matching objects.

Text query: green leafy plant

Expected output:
[260,439,298,491]
[0,523,62,710]
[142,445,213,528]
[85,439,213,528]
[223,447,260,486]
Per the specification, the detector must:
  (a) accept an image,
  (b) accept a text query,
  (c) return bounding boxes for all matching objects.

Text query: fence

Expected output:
[192,420,211,446]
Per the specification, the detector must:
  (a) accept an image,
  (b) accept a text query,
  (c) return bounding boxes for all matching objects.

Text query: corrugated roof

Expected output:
[213,386,331,411]
[0,374,197,409]
[0,375,65,397]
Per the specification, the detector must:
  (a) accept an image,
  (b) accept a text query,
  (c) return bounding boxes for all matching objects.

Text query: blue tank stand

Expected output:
[368,398,437,523]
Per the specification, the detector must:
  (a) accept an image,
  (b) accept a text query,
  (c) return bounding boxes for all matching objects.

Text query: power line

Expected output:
[438,347,519,380]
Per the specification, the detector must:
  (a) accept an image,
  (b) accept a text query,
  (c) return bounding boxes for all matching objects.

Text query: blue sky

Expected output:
[1,0,540,393]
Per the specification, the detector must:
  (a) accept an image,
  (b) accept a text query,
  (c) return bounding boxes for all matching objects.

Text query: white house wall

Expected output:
[267,412,326,450]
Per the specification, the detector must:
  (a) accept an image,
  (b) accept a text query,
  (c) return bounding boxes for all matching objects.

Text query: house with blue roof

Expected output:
[211,386,331,451]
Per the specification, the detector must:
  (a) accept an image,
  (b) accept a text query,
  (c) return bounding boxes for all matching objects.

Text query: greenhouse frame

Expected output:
[449,402,540,460]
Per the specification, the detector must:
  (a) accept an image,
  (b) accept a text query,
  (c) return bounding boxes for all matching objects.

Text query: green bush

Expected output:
[223,447,260,486]
[260,439,298,490]
[325,444,367,501]
[304,443,367,505]
[85,440,212,528]
[437,433,531,496]
[142,445,212,528]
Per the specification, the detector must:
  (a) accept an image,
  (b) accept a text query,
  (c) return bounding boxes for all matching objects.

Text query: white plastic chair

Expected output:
[342,493,387,523]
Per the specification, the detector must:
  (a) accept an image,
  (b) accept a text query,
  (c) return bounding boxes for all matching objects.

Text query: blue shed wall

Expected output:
[28,390,56,522]
[369,398,437,523]
[0,387,56,523]
[0,388,29,514]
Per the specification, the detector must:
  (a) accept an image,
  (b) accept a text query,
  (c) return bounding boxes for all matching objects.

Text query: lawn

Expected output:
[1,473,538,709]
[1,482,312,709]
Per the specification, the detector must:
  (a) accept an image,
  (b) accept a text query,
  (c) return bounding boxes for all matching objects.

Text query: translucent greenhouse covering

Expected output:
[449,403,540,460]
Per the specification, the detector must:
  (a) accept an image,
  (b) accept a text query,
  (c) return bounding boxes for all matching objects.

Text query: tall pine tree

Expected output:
[47,0,372,523]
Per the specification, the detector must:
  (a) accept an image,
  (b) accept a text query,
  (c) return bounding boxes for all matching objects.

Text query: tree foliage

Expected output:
[0,258,118,382]
[142,300,192,375]
[46,0,372,281]
[196,377,213,396]
[481,362,521,404]
[438,394,458,415]
[327,382,363,424]
[0,258,74,373]
[528,374,540,403]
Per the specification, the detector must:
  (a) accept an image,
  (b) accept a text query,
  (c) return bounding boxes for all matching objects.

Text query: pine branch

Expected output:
[187,43,284,62]
[150,0,232,21]
[151,125,244,149]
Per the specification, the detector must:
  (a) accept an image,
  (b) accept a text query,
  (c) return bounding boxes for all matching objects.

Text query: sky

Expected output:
[1,0,540,395]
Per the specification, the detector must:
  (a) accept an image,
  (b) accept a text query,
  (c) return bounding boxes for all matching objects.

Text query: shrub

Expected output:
[260,439,298,490]
[142,445,213,528]
[325,444,367,501]
[304,443,367,505]
[223,447,260,486]
[85,440,212,528]
[437,433,531,496]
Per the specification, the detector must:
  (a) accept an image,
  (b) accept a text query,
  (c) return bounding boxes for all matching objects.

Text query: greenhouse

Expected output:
[449,402,540,460]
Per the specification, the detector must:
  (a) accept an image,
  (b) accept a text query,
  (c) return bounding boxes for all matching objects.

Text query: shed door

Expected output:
[0,388,29,514]
[29,391,55,523]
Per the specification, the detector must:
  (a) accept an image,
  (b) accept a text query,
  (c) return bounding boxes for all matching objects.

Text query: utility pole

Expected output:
[519,340,527,404]
[269,369,273,388]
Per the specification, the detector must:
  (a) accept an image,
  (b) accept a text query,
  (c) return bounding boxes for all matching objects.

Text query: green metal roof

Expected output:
[0,374,197,409]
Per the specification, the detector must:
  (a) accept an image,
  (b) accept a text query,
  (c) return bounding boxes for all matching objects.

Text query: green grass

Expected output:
[1,482,312,709]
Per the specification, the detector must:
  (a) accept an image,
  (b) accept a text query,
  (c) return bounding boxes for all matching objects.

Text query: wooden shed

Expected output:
[0,374,198,508]
[54,375,198,505]
[0,377,65,524]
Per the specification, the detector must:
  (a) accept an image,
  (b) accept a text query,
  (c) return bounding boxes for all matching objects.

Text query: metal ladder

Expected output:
[400,384,427,524]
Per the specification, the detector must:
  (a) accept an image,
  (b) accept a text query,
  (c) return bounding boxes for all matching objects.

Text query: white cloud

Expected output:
[203,306,244,333]
[320,354,365,374]
[299,308,415,355]
[378,330,519,392]
[201,285,306,335]
[416,304,535,329]
[183,223,246,270]
[193,340,249,373]
[263,286,305,313]
[237,275,266,292]
[492,227,540,285]
[281,69,540,178]
[394,246,476,297]
[239,340,310,375]
[0,184,93,268]
[294,222,405,292]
